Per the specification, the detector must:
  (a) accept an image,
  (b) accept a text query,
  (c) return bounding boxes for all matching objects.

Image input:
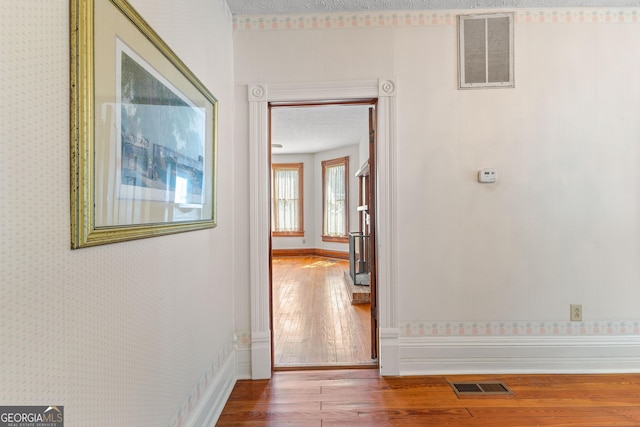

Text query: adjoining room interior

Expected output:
[270,103,377,368]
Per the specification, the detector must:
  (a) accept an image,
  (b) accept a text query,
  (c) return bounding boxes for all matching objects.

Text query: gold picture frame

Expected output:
[70,0,218,248]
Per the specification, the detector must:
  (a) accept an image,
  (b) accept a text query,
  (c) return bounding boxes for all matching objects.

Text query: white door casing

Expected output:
[248,79,399,378]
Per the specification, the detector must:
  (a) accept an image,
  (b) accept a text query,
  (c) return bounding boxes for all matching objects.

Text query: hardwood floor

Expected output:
[218,369,640,426]
[272,256,373,368]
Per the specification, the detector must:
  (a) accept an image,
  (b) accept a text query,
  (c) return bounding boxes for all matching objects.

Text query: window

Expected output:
[272,163,304,236]
[458,13,514,89]
[322,156,349,242]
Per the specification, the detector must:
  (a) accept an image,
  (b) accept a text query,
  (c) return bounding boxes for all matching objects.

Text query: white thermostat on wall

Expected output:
[478,168,497,183]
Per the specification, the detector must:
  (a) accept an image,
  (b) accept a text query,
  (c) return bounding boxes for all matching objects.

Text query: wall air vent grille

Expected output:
[458,12,514,89]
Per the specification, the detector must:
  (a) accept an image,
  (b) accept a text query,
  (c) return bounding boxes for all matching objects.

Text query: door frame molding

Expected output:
[248,79,399,378]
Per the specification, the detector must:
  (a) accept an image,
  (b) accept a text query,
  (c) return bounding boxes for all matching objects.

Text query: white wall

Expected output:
[1,0,236,425]
[233,8,640,364]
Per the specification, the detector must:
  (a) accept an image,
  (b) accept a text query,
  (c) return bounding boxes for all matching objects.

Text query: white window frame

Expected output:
[321,156,349,242]
[271,162,304,237]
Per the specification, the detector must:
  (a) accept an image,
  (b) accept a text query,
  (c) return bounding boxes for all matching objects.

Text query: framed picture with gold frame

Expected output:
[70,0,218,248]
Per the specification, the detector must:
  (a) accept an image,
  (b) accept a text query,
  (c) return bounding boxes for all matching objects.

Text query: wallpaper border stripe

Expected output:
[402,320,640,337]
[233,8,640,30]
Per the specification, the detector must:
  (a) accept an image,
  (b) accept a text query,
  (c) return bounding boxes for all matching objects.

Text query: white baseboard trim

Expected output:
[379,327,400,376]
[184,350,238,427]
[237,342,252,379]
[251,331,272,379]
[400,335,640,375]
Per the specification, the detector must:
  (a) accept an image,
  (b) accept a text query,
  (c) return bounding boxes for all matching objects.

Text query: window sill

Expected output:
[322,235,348,243]
[273,231,305,237]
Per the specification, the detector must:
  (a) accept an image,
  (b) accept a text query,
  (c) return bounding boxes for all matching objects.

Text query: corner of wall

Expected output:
[178,342,239,427]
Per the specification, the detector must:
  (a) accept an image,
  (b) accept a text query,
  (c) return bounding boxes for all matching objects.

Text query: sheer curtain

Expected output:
[274,168,299,232]
[324,163,346,237]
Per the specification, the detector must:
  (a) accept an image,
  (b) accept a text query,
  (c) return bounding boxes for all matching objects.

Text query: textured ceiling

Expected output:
[271,105,370,155]
[226,0,640,15]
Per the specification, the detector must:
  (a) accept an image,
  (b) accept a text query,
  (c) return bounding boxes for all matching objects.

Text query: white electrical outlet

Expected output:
[570,304,583,322]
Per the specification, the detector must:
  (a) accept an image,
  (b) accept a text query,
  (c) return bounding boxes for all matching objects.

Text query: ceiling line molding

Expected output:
[226,0,640,16]
[233,7,640,30]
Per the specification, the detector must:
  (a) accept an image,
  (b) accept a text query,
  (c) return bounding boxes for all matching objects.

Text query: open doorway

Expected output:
[269,102,378,369]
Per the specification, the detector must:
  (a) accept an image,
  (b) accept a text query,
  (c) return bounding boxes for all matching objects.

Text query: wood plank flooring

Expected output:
[218,369,640,426]
[272,256,373,367]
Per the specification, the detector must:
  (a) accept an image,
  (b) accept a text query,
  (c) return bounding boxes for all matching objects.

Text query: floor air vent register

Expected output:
[449,381,513,397]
